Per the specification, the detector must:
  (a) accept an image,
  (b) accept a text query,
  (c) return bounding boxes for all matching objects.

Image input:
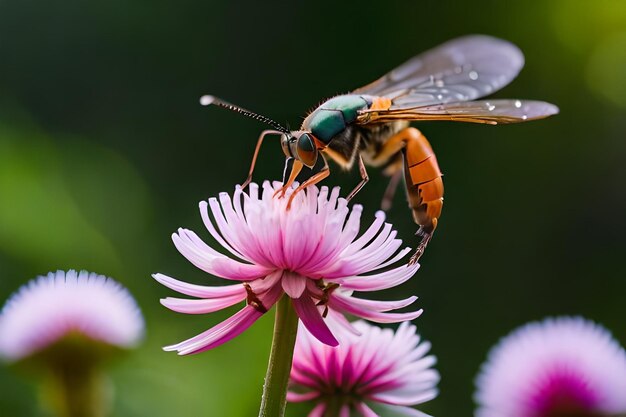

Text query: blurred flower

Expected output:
[475,316,626,417]
[0,269,144,361]
[155,181,422,355]
[288,320,439,417]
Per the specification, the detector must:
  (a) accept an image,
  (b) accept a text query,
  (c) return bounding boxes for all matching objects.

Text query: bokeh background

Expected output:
[1,0,625,415]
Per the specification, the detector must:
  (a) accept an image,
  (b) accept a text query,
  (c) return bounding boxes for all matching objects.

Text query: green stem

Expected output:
[258,295,299,417]
[324,395,345,417]
[40,363,108,417]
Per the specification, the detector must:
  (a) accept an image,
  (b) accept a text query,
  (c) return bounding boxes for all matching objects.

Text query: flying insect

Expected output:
[201,35,559,264]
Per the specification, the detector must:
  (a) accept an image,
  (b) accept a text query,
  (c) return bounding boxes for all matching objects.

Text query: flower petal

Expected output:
[370,389,439,407]
[160,293,245,314]
[163,306,263,355]
[330,294,423,324]
[355,402,381,417]
[343,211,386,256]
[337,263,420,292]
[172,229,271,281]
[307,403,327,417]
[335,295,418,313]
[286,391,321,403]
[282,271,308,298]
[152,273,246,298]
[326,308,361,337]
[199,200,248,261]
[292,296,338,347]
[367,403,433,417]
[210,257,273,281]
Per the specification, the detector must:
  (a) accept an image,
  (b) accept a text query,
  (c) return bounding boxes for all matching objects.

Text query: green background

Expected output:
[1,0,625,415]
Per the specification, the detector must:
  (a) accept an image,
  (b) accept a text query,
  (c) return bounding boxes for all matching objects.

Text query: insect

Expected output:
[201,35,559,264]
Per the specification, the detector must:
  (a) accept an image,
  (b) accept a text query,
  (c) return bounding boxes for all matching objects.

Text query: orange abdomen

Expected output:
[403,130,444,234]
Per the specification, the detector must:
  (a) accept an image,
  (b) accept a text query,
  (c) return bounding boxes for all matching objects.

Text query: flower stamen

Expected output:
[315,281,340,318]
[244,283,268,313]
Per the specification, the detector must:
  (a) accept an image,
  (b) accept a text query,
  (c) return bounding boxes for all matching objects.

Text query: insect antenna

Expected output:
[200,95,291,134]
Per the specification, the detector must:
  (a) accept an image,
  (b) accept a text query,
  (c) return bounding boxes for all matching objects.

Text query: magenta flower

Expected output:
[475,317,626,417]
[154,181,422,354]
[0,270,144,361]
[288,320,439,417]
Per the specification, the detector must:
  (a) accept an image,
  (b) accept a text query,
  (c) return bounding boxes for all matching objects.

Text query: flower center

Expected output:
[530,372,601,417]
[321,391,360,416]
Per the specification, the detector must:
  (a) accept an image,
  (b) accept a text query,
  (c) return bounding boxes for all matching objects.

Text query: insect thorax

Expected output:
[325,121,408,171]
[302,95,372,144]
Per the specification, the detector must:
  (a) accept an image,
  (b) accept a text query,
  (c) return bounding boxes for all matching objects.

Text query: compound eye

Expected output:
[296,134,318,167]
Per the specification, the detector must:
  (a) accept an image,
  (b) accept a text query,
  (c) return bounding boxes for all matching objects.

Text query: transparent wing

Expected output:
[356,100,559,125]
[354,35,525,107]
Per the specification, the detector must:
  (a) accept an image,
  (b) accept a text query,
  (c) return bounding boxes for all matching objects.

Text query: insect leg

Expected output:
[274,160,304,198]
[282,158,294,183]
[286,155,330,210]
[346,154,369,202]
[381,168,402,211]
[366,135,407,166]
[242,129,283,190]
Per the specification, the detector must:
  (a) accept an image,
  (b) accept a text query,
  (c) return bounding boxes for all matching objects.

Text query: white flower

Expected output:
[0,270,144,361]
[475,316,626,417]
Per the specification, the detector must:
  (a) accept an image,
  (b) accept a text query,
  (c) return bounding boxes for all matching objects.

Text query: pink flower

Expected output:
[155,181,422,354]
[475,317,626,417]
[288,320,439,417]
[0,270,144,361]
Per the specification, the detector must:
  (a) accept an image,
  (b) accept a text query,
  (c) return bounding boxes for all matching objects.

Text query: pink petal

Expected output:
[282,271,308,298]
[291,361,327,388]
[330,295,423,324]
[337,205,364,249]
[370,247,413,270]
[152,273,246,298]
[325,309,362,337]
[206,198,251,260]
[370,404,432,417]
[340,345,356,389]
[355,402,380,417]
[308,403,327,417]
[286,391,321,403]
[210,258,273,281]
[325,347,341,387]
[243,273,285,313]
[248,270,283,294]
[336,295,418,312]
[330,230,404,277]
[338,263,420,292]
[163,305,263,355]
[292,296,338,347]
[199,200,253,262]
[172,230,270,281]
[343,211,386,256]
[370,390,439,407]
[160,294,245,314]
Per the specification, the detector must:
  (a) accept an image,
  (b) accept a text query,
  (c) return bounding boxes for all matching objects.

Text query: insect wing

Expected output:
[357,99,559,125]
[354,35,525,107]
